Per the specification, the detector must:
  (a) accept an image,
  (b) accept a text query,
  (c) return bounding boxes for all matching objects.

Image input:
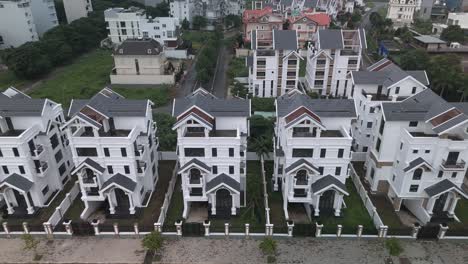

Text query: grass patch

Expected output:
[299,58,307,77]
[163,175,184,229]
[455,198,468,223]
[265,161,287,227]
[29,49,113,106]
[252,97,276,112]
[0,70,30,90]
[182,30,215,52]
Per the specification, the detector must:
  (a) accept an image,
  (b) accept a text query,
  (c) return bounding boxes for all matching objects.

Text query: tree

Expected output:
[146,2,170,17]
[399,49,430,70]
[440,25,465,43]
[192,16,207,30]
[39,38,74,66]
[153,113,177,151]
[142,231,164,259]
[385,238,403,256]
[259,237,278,263]
[224,14,241,28]
[412,19,433,34]
[395,26,413,43]
[181,18,190,30]
[428,54,462,98]
[4,42,52,79]
[231,82,249,98]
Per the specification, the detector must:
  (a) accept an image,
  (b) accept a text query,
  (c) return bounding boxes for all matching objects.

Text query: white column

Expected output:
[107,193,115,214]
[447,196,460,216]
[426,197,436,215]
[23,192,34,214]
[314,195,321,216]
[231,194,236,215]
[2,192,14,214]
[127,193,136,214]
[211,193,216,215]
[334,193,344,217]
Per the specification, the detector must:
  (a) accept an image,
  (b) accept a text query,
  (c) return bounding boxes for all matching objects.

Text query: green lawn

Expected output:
[455,199,468,223]
[163,175,184,230]
[182,30,215,52]
[299,58,307,77]
[0,70,30,90]
[265,161,287,227]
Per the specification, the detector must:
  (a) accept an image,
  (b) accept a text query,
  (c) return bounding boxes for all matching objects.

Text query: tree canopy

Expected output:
[440,25,465,43]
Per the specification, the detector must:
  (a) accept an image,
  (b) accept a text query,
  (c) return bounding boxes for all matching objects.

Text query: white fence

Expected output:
[47,181,80,228]
[160,151,274,161]
[260,157,271,226]
[156,161,179,225]
[165,49,189,59]
[349,165,384,229]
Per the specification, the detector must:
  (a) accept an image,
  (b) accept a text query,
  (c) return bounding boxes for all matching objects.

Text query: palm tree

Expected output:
[251,136,271,160]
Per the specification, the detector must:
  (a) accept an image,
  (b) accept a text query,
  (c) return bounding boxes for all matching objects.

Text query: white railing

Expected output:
[349,165,384,229]
[47,181,80,228]
[156,161,179,225]
[260,156,271,225]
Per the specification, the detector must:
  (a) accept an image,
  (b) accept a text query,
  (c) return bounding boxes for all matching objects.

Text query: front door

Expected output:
[12,189,27,208]
[114,188,130,213]
[319,190,335,213]
[215,189,232,218]
[433,192,448,215]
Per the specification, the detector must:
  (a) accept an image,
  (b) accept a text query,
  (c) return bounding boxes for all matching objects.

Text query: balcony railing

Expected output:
[36,162,48,175]
[441,159,466,170]
[295,178,308,185]
[189,176,201,184]
[293,191,308,198]
[30,144,44,158]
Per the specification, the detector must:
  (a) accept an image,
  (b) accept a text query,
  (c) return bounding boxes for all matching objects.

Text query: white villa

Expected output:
[364,89,468,224]
[170,0,244,24]
[63,88,159,219]
[274,91,356,219]
[0,88,73,216]
[63,0,93,23]
[386,0,417,28]
[305,29,366,97]
[247,29,302,98]
[172,88,250,219]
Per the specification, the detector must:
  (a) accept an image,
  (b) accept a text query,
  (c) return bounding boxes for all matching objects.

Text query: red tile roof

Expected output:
[243,7,274,23]
[290,13,331,26]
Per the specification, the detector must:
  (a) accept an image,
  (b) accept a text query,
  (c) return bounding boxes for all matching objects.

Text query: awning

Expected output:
[206,173,240,194]
[178,158,211,173]
[72,158,106,175]
[0,173,33,192]
[403,157,433,173]
[100,173,136,193]
[424,179,468,199]
[285,159,319,174]
[311,175,348,195]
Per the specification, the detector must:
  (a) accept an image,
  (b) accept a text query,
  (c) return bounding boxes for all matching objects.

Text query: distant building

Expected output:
[134,0,164,7]
[242,7,283,43]
[110,39,177,85]
[170,0,244,24]
[104,7,180,46]
[170,0,194,23]
[63,0,93,23]
[386,0,417,27]
[288,13,330,48]
[433,12,468,35]
[29,0,58,36]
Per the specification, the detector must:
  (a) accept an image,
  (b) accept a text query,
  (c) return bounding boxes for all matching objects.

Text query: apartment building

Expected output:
[170,0,244,24]
[63,0,93,23]
[172,88,250,219]
[30,0,58,36]
[350,58,429,154]
[242,7,283,43]
[110,38,177,85]
[248,29,302,98]
[104,7,180,46]
[273,91,356,219]
[170,0,193,23]
[305,29,366,97]
[288,13,330,48]
[0,0,39,49]
[0,88,73,216]
[433,12,468,35]
[63,88,158,218]
[386,0,417,27]
[364,89,468,224]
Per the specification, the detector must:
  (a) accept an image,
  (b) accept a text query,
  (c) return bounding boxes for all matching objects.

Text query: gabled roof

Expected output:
[0,88,51,118]
[424,179,468,198]
[0,173,34,192]
[311,175,348,195]
[285,159,319,173]
[276,93,356,118]
[290,13,330,26]
[114,38,163,56]
[273,30,298,50]
[318,29,343,49]
[403,157,433,173]
[178,159,211,173]
[206,173,240,194]
[100,173,137,193]
[72,158,106,175]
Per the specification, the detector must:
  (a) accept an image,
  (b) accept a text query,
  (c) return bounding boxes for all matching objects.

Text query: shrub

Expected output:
[385,237,404,256]
[142,231,164,253]
[259,237,277,256]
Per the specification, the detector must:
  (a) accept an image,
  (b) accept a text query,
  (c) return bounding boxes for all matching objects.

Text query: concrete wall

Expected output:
[110,74,175,85]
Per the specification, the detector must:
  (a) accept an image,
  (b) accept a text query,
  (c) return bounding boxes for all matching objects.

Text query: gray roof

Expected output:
[101,173,137,192]
[0,89,48,117]
[303,0,318,8]
[432,114,468,134]
[114,39,163,56]
[273,30,297,50]
[425,179,468,198]
[318,29,343,49]
[80,158,106,174]
[173,91,250,118]
[285,159,318,173]
[403,157,433,172]
[178,159,211,173]
[206,173,240,193]
[414,35,446,44]
[251,30,257,50]
[246,56,253,67]
[0,173,34,192]
[311,175,348,195]
[276,94,356,118]
[68,88,150,118]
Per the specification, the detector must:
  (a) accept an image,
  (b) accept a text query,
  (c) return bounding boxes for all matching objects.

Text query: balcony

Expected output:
[209,130,237,137]
[35,162,48,176]
[293,189,308,198]
[134,144,145,158]
[189,187,203,196]
[294,178,308,186]
[30,144,44,158]
[137,161,147,174]
[0,130,25,137]
[440,159,466,171]
[292,130,343,138]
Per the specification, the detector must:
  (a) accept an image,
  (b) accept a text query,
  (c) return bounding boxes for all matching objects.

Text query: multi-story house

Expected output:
[288,12,330,48]
[104,7,180,47]
[30,0,58,36]
[134,0,164,7]
[170,0,194,23]
[386,0,417,27]
[350,58,429,154]
[63,88,158,218]
[305,29,366,97]
[0,0,40,48]
[364,89,468,224]
[248,29,302,98]
[433,12,468,35]
[0,88,73,215]
[110,38,177,85]
[273,91,356,219]
[171,0,244,25]
[172,88,250,219]
[242,7,283,43]
[63,0,93,23]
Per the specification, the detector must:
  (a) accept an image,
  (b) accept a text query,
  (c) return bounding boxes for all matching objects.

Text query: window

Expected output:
[320,149,326,158]
[409,121,418,127]
[335,167,341,176]
[50,134,59,149]
[42,186,49,195]
[425,149,430,154]
[395,87,400,94]
[240,151,245,157]
[375,138,381,152]
[369,107,375,113]
[257,59,266,66]
[76,148,97,157]
[392,175,396,182]
[104,148,110,157]
[409,185,419,192]
[379,119,385,135]
[363,146,368,152]
[212,148,217,157]
[19,166,25,174]
[437,171,443,178]
[412,149,418,154]
[2,166,8,174]
[288,59,297,65]
[412,87,417,94]
[400,142,403,150]
[0,148,2,157]
[412,168,423,180]
[59,164,66,176]
[229,148,234,157]
[370,168,375,179]
[212,166,218,174]
[229,166,234,174]
[124,166,130,174]
[451,172,457,178]
[292,148,313,157]
[121,148,127,157]
[318,167,324,175]
[13,148,19,157]
[107,166,114,174]
[338,149,344,158]
[55,150,63,163]
[184,148,205,157]
[366,122,372,128]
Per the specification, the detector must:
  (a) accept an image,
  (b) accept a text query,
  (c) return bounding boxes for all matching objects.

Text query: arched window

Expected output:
[412,168,423,180]
[295,170,307,185]
[189,168,201,184]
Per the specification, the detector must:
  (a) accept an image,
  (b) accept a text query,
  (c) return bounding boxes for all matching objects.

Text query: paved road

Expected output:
[360,2,388,68]
[211,45,232,98]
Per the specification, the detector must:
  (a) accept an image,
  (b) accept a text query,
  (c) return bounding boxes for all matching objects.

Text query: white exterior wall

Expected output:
[170,0,193,23]
[0,0,38,49]
[63,0,93,23]
[30,0,58,36]
[386,0,417,27]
